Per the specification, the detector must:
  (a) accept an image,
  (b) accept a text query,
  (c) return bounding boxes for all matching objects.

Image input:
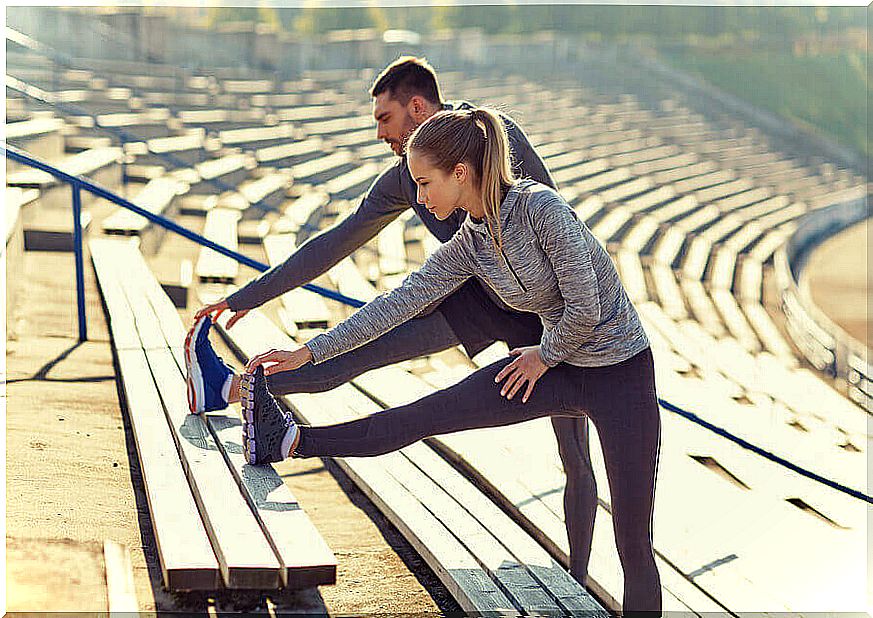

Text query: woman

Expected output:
[236,108,662,613]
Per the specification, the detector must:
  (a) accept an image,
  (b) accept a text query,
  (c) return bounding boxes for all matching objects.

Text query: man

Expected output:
[189,56,597,585]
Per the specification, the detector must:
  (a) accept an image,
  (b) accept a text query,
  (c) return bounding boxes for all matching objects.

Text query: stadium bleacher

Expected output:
[5,21,869,614]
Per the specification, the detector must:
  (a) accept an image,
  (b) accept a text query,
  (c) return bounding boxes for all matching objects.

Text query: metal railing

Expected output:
[2,143,365,344]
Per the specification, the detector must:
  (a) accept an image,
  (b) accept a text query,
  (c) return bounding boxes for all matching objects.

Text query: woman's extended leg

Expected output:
[583,348,662,615]
[293,358,581,458]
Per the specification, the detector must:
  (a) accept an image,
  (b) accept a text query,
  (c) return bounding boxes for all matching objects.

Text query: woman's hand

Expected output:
[194,298,249,329]
[245,346,313,376]
[494,345,549,403]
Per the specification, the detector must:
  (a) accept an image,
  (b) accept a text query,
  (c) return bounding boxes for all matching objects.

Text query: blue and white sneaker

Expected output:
[185,315,234,414]
[240,365,299,465]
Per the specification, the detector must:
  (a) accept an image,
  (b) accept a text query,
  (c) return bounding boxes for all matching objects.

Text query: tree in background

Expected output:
[207,6,280,30]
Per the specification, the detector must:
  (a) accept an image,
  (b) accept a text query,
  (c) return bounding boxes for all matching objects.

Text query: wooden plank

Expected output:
[324,163,382,199]
[402,446,606,615]
[102,177,183,236]
[90,239,148,351]
[203,408,339,589]
[196,208,240,283]
[327,257,380,320]
[377,218,407,276]
[103,540,138,613]
[115,348,220,591]
[116,249,336,588]
[99,239,282,588]
[274,191,329,234]
[263,234,331,330]
[145,347,283,589]
[117,244,189,348]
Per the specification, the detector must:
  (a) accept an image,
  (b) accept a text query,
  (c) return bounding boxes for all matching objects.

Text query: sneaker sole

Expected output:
[184,316,209,415]
[240,372,257,464]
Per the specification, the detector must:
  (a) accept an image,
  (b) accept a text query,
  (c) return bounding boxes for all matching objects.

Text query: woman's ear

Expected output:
[453,162,468,184]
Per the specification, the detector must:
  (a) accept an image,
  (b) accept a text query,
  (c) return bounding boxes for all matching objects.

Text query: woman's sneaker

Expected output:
[240,365,299,465]
[185,315,234,414]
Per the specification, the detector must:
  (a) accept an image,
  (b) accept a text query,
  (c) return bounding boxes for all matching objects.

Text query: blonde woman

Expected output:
[238,108,662,613]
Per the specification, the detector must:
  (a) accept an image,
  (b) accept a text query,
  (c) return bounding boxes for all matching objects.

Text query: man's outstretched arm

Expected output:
[221,164,409,314]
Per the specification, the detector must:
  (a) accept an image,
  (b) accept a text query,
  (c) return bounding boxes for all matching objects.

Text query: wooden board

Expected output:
[122,243,337,588]
[196,208,240,283]
[99,239,282,588]
[103,540,138,612]
[115,348,221,591]
[263,234,331,329]
[145,347,283,589]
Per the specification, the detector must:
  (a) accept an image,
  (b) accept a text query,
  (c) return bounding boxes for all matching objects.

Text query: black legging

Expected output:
[294,346,663,614]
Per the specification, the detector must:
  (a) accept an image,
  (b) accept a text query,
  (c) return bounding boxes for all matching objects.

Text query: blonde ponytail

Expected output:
[471,108,514,254]
[407,107,515,254]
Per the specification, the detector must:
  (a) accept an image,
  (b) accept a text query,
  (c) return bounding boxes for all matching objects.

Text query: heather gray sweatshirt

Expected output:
[306,179,650,368]
[226,100,555,313]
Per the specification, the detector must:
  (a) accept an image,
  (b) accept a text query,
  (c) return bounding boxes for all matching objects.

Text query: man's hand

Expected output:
[245,346,314,376]
[194,299,250,329]
[494,345,549,403]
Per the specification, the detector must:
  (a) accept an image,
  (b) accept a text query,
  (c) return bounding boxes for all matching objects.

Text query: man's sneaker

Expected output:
[185,315,234,414]
[240,366,299,465]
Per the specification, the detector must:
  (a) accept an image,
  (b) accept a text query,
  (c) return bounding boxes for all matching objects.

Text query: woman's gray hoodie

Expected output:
[306,179,650,368]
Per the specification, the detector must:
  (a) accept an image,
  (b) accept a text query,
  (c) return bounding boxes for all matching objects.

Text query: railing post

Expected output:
[71,184,88,342]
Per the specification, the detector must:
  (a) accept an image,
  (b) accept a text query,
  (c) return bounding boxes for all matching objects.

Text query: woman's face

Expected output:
[408,150,467,221]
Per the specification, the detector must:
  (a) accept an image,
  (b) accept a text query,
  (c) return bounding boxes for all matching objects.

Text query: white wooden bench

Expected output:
[177,109,266,133]
[275,102,358,123]
[273,191,329,236]
[195,208,240,283]
[323,162,381,200]
[218,124,297,151]
[289,151,356,185]
[298,115,373,139]
[263,234,331,332]
[93,109,174,141]
[131,131,209,167]
[630,152,699,176]
[101,177,186,255]
[7,147,123,251]
[255,138,325,170]
[90,238,336,590]
[7,146,123,209]
[188,154,251,195]
[5,116,65,172]
[218,171,291,217]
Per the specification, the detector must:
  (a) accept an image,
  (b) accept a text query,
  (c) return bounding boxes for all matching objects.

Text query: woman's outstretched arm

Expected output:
[303,233,474,365]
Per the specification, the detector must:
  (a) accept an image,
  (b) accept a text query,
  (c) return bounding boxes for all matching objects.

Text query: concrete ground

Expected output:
[5,200,460,613]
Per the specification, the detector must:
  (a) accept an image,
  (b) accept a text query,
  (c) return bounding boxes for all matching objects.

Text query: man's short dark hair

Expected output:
[370,56,442,105]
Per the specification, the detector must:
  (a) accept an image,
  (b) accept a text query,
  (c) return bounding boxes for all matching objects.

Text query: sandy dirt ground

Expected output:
[803,218,870,348]
[5,205,459,613]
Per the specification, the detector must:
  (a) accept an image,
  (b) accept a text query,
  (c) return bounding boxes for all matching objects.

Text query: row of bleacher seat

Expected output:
[6,53,868,614]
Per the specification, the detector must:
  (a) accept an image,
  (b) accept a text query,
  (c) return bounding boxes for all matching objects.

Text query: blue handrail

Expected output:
[5,143,871,507]
[2,142,365,338]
